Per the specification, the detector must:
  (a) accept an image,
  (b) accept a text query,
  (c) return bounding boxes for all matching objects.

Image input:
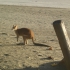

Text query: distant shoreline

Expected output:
[0,4,70,9]
[0,0,70,8]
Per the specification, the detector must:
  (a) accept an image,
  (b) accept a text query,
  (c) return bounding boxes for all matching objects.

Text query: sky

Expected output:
[0,0,70,8]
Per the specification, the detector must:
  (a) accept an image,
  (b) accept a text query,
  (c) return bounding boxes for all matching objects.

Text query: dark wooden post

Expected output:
[53,20,70,70]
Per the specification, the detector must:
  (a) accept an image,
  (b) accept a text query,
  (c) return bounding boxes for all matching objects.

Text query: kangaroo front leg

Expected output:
[26,39,28,44]
[23,37,26,45]
[17,36,19,42]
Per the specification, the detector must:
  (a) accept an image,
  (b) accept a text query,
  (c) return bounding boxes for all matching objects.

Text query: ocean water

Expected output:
[0,0,70,8]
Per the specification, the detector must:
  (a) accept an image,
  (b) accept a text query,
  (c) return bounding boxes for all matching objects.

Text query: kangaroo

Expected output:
[12,25,35,45]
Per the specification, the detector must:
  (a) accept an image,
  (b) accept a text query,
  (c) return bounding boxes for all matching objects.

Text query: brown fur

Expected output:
[12,25,34,45]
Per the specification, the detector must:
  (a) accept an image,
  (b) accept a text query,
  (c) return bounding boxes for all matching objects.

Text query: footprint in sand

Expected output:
[1,33,8,35]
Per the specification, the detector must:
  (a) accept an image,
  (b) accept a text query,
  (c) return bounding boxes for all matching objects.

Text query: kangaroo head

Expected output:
[12,25,18,30]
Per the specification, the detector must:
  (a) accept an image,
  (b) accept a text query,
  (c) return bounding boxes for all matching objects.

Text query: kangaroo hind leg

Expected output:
[32,37,35,44]
[23,37,28,45]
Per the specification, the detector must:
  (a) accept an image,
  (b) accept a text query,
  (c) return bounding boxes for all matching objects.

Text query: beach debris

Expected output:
[38,54,42,56]
[47,56,53,60]
[51,63,57,66]
[50,39,55,41]
[1,33,8,35]
[48,47,53,50]
[4,54,10,56]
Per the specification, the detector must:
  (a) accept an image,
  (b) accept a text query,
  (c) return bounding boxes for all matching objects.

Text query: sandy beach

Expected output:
[0,5,70,70]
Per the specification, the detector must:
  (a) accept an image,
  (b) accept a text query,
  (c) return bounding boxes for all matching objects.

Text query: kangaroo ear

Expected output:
[13,25,17,27]
[16,25,18,27]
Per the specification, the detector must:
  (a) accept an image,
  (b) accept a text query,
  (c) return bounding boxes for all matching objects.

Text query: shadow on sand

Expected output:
[0,42,51,47]
[0,61,66,70]
[16,42,51,47]
[34,42,50,47]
